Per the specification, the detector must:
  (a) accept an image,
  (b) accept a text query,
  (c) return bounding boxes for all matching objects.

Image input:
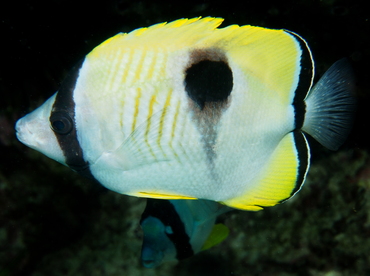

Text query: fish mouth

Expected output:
[141,248,164,268]
[15,118,33,146]
[142,259,157,268]
[15,119,26,143]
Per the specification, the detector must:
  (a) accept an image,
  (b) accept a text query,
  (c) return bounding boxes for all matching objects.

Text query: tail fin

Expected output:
[302,59,357,150]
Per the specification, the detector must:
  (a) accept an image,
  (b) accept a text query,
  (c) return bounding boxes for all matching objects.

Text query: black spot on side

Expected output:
[50,58,95,179]
[140,199,194,260]
[288,31,314,130]
[184,48,233,110]
[279,131,309,204]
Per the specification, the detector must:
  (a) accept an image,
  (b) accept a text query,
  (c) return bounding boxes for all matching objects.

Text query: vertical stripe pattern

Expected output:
[50,58,95,179]
[287,31,315,130]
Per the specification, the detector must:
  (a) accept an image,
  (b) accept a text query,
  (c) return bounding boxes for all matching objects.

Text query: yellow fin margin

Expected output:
[201,223,230,251]
[222,132,309,211]
[136,191,197,200]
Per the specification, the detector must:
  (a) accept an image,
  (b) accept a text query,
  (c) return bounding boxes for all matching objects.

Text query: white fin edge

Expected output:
[302,59,356,150]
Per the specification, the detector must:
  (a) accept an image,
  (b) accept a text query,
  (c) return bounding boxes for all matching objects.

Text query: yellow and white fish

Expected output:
[15,17,356,211]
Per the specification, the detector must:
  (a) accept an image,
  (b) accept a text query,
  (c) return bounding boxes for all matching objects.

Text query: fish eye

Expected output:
[165,226,173,235]
[50,112,73,135]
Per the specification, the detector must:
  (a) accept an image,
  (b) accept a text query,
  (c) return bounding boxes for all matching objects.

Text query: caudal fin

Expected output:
[302,59,357,150]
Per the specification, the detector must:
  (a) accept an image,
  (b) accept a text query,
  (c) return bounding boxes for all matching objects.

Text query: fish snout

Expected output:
[141,247,164,268]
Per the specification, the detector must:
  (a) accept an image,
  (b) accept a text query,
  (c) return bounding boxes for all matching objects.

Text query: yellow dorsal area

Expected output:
[222,132,309,211]
[88,17,307,106]
[95,17,224,50]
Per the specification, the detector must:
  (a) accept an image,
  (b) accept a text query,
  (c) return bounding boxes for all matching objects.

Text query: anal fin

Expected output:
[222,131,310,211]
[135,191,197,200]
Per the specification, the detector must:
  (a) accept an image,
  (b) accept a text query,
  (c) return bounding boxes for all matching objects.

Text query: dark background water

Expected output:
[1,0,369,275]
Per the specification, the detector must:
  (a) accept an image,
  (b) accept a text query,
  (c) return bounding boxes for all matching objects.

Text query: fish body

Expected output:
[140,199,230,268]
[15,17,356,210]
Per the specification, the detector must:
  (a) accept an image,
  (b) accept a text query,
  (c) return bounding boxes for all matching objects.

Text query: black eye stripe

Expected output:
[50,58,95,179]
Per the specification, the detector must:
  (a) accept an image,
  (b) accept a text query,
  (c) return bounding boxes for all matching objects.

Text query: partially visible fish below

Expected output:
[140,199,231,268]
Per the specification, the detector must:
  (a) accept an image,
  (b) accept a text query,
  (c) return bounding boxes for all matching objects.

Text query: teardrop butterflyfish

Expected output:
[15,17,356,211]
